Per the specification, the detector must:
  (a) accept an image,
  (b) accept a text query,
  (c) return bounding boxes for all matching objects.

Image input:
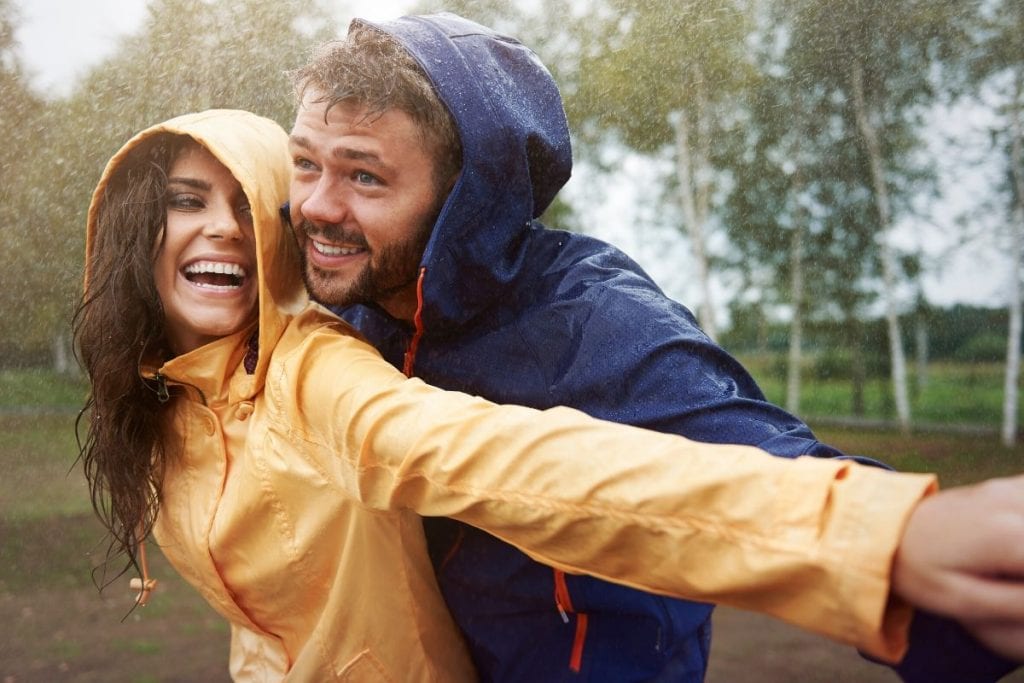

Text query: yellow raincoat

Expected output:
[86,110,935,681]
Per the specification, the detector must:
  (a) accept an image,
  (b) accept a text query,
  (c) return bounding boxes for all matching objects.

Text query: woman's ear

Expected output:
[151,227,166,260]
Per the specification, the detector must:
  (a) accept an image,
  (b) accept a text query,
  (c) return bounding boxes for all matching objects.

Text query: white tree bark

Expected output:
[786,172,807,415]
[673,68,718,341]
[914,309,929,395]
[851,62,912,433]
[1002,72,1024,447]
[52,330,71,375]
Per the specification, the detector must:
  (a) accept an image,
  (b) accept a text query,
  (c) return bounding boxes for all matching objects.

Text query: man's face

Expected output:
[288,91,446,320]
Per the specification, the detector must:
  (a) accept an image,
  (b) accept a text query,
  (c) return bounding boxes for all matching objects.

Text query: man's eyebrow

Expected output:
[167,177,211,191]
[289,134,313,151]
[335,148,385,168]
[289,134,389,170]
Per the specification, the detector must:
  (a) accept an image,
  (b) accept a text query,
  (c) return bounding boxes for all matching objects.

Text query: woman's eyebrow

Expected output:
[167,177,212,191]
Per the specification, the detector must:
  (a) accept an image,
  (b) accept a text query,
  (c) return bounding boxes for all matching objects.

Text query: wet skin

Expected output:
[154,144,258,355]
[288,91,445,321]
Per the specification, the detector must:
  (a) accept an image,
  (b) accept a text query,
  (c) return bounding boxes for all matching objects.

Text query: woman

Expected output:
[73,109,1018,681]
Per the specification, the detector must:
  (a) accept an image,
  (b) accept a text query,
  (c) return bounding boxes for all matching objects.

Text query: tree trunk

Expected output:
[52,330,71,375]
[786,172,807,415]
[914,311,929,397]
[673,67,718,341]
[1002,74,1024,447]
[1004,202,1023,447]
[851,61,911,433]
[849,314,866,417]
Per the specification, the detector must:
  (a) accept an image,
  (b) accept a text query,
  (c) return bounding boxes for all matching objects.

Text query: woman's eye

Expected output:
[168,193,203,210]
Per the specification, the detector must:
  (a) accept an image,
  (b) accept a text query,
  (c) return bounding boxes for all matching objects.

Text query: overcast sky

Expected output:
[14,0,413,95]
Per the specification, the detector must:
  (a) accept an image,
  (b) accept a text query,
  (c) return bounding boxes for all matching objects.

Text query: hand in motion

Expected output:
[893,474,1024,660]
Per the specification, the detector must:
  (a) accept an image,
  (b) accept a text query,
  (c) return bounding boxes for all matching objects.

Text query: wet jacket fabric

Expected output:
[335,14,1017,682]
[85,111,949,681]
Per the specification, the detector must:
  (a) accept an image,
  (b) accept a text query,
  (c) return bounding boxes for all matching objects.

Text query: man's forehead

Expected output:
[292,95,384,133]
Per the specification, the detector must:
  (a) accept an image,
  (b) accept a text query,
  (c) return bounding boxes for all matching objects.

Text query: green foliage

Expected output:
[0,1,49,361]
[571,0,756,154]
[953,332,1008,362]
[2,0,339,368]
[811,348,889,382]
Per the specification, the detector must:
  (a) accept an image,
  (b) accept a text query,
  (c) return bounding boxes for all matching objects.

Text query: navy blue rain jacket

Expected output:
[335,13,1017,683]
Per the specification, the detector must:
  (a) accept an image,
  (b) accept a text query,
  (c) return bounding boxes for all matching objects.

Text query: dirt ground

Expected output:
[3,513,1022,682]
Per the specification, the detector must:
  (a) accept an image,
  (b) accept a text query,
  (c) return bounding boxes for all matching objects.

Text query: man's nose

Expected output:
[297,178,349,226]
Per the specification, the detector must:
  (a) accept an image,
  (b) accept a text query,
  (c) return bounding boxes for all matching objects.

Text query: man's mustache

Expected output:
[298,219,370,250]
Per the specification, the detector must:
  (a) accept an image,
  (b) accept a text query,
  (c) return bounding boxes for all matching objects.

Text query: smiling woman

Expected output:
[155,143,259,354]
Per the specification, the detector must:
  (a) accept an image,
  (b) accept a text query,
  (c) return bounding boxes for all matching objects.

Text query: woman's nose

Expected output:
[204,206,243,241]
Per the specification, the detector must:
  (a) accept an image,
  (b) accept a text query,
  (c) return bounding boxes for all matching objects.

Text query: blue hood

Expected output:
[359,13,572,331]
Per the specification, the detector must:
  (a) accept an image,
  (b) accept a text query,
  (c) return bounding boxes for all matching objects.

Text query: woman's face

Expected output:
[153,144,259,355]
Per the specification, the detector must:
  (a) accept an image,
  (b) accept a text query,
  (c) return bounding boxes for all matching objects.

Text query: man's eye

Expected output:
[293,157,317,171]
[355,171,379,185]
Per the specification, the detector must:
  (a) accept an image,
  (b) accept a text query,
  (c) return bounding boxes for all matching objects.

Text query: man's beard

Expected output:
[299,217,434,311]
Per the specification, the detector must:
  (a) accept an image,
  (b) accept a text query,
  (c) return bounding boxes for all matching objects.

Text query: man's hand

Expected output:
[892,475,1024,659]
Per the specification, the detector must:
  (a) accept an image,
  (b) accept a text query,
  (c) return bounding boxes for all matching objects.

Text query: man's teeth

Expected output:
[184,261,247,277]
[312,240,362,256]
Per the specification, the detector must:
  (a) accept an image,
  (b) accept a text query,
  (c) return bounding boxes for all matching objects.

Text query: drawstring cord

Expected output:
[130,526,158,606]
[402,267,428,377]
[554,569,588,673]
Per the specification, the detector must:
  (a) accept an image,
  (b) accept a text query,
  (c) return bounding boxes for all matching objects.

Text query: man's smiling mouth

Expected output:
[312,240,364,257]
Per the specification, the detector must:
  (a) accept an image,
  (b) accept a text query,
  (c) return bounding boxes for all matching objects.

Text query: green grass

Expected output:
[814,425,1024,486]
[740,357,1019,427]
[0,367,88,409]
[0,414,90,521]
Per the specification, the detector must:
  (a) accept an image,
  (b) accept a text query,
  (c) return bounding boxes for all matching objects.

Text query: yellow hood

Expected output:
[85,109,305,397]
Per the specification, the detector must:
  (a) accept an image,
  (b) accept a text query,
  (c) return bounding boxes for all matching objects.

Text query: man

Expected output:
[285,13,1021,681]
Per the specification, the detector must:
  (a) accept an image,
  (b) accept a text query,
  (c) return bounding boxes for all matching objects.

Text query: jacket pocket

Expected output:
[335,648,393,682]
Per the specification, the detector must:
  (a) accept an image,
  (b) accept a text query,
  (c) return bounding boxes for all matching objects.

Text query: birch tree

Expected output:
[965,0,1024,445]
[569,0,759,341]
[781,0,973,432]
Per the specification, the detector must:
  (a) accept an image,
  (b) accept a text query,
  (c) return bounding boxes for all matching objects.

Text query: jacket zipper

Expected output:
[402,267,428,377]
[554,569,589,674]
[401,268,594,670]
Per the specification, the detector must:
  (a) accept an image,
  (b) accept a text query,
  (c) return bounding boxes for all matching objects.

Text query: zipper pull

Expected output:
[154,372,170,403]
[554,570,571,624]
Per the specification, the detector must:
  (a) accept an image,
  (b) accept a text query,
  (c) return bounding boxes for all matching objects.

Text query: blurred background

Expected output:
[2,0,1023,680]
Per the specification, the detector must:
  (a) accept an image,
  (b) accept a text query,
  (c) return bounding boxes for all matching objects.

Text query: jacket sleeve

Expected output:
[270,325,935,663]
[513,252,1017,682]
